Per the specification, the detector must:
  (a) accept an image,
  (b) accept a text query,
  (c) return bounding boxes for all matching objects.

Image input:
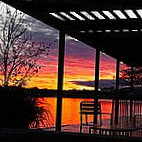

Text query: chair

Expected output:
[80,101,113,133]
[80,101,103,133]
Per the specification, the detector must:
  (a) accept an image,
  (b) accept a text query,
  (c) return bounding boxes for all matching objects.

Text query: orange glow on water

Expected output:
[62,99,112,125]
[41,98,112,126]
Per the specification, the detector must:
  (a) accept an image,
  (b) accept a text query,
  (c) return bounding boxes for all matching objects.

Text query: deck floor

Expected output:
[43,119,142,138]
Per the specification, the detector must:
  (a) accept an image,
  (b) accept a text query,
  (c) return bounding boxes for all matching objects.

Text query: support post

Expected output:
[130,66,134,121]
[115,59,120,125]
[130,66,134,91]
[56,31,65,131]
[94,48,100,124]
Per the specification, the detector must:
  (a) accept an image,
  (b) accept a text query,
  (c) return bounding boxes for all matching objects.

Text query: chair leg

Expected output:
[85,114,88,125]
[89,127,92,133]
[80,125,82,133]
[80,114,82,133]
[110,114,113,126]
[133,115,136,127]
[100,114,102,125]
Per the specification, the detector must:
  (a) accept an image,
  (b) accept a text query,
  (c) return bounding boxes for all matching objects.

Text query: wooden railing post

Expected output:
[94,48,100,124]
[56,31,65,131]
[115,59,120,125]
[130,66,134,121]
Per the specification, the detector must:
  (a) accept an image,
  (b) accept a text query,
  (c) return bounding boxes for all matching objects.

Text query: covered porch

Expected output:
[1,0,142,140]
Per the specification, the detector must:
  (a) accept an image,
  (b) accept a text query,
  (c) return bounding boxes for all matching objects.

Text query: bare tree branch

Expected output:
[0,5,51,87]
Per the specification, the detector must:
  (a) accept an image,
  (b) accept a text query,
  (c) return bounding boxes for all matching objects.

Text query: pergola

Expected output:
[1,0,142,132]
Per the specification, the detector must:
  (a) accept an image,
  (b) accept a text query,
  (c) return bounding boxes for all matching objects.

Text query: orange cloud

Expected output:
[0,45,117,90]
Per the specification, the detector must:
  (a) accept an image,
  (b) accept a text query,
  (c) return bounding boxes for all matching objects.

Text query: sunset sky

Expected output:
[0,1,119,90]
[24,21,117,90]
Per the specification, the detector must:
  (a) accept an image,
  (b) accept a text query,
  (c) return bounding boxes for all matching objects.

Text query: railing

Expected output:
[110,99,142,128]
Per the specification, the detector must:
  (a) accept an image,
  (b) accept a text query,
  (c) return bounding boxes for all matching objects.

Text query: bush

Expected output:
[0,86,51,129]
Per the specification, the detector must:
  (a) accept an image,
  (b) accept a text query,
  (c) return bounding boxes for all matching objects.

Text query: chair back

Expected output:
[80,101,101,115]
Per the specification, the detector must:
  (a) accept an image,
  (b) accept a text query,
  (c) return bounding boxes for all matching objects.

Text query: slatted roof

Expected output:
[2,0,142,67]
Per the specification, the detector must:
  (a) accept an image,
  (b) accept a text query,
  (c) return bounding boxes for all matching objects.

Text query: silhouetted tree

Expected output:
[120,67,142,87]
[0,3,54,128]
[0,3,51,87]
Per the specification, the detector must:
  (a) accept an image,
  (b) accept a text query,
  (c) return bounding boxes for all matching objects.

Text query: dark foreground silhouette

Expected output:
[0,86,47,129]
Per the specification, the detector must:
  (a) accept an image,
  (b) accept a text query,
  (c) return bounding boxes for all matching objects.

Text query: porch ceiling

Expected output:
[2,0,142,67]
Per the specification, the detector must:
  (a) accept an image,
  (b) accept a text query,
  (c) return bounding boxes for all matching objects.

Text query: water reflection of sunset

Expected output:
[43,98,112,126]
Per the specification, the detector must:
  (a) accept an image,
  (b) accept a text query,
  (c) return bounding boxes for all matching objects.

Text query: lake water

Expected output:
[38,97,112,128]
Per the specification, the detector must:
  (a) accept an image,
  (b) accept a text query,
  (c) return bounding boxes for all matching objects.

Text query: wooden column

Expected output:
[130,66,134,121]
[94,48,100,124]
[130,66,134,91]
[115,59,120,125]
[56,31,65,131]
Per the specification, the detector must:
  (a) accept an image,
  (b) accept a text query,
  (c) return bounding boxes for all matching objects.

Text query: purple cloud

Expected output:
[70,79,116,89]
